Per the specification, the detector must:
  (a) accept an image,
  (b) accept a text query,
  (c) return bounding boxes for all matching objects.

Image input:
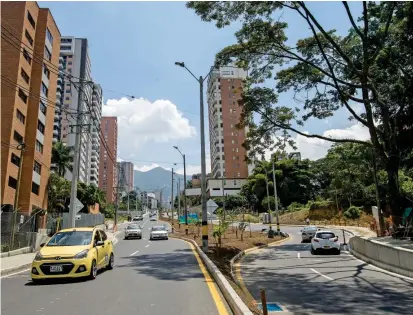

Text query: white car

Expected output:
[149,226,168,240]
[311,230,341,255]
[301,226,318,242]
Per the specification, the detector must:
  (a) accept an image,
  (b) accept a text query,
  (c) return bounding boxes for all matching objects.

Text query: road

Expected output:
[239,225,413,314]
[1,216,230,315]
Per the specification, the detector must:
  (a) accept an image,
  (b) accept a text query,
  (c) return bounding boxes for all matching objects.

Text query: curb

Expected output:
[0,247,32,258]
[172,235,253,315]
[1,262,32,277]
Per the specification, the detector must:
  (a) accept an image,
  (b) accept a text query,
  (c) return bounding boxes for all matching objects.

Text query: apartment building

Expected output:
[1,2,61,213]
[118,161,134,193]
[52,37,101,185]
[98,117,118,203]
[207,66,249,179]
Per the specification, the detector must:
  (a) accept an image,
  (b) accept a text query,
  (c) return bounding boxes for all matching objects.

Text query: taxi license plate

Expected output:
[50,265,63,272]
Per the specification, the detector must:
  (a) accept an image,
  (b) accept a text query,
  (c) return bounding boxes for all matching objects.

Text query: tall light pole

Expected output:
[174,61,217,252]
[173,145,188,235]
[271,154,280,232]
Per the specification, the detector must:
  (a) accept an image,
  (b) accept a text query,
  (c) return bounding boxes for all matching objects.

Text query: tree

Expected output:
[187,1,413,221]
[47,172,70,213]
[51,142,73,177]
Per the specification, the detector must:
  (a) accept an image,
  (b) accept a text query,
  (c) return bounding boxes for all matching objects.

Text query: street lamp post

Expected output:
[174,62,217,252]
[173,146,188,235]
[271,154,280,233]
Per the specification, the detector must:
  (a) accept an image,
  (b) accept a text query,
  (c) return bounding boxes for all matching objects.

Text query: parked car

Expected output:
[311,230,341,255]
[132,216,143,221]
[124,224,142,240]
[149,226,168,240]
[31,227,114,283]
[301,226,318,242]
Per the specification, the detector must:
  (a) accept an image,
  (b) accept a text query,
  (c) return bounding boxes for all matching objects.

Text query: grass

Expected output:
[160,217,283,314]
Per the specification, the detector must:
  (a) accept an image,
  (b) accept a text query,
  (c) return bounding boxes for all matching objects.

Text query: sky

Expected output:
[42,1,370,175]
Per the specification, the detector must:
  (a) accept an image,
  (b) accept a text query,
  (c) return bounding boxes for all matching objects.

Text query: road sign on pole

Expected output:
[69,198,84,214]
[207,198,218,213]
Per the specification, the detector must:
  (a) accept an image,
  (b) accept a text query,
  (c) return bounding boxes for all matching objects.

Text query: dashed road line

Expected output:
[145,245,149,248]
[297,252,301,259]
[130,250,139,256]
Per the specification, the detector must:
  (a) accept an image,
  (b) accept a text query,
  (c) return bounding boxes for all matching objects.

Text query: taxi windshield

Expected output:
[47,231,93,246]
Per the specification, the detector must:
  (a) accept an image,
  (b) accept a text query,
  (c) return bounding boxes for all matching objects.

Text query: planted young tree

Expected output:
[188,1,413,223]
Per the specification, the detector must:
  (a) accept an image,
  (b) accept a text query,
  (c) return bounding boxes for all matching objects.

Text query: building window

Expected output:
[41,82,48,97]
[11,153,20,167]
[43,65,50,79]
[33,161,42,174]
[32,182,40,195]
[37,120,45,134]
[25,30,33,46]
[39,101,47,115]
[21,68,30,84]
[8,176,17,189]
[44,46,52,61]
[13,130,23,143]
[16,109,25,124]
[61,46,71,51]
[46,27,53,44]
[65,96,70,101]
[61,38,72,43]
[23,49,32,64]
[27,11,36,28]
[35,140,43,153]
[68,61,72,65]
[18,89,28,103]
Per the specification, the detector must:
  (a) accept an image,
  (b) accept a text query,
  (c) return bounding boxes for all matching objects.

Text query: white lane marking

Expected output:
[297,253,301,259]
[130,250,139,256]
[310,268,334,281]
[145,245,149,248]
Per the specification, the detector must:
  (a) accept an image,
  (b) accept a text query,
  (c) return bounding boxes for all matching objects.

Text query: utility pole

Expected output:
[199,75,208,253]
[114,164,121,231]
[183,154,188,235]
[271,154,280,232]
[222,176,226,221]
[171,168,174,227]
[10,143,26,248]
[127,187,130,214]
[135,187,138,212]
[177,180,181,217]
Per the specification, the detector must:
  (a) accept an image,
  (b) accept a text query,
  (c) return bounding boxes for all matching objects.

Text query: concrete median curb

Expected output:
[0,247,32,258]
[172,235,253,315]
[1,262,32,277]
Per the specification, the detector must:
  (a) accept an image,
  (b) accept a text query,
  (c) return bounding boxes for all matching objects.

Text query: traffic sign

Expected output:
[75,198,84,214]
[207,198,218,212]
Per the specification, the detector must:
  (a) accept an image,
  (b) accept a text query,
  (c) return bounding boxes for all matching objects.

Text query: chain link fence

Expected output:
[1,212,40,252]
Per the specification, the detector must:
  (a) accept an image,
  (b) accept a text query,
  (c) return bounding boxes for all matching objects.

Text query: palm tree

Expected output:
[51,142,73,177]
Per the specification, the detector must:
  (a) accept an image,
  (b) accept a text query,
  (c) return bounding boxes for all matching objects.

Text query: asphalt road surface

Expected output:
[1,216,230,315]
[239,225,413,314]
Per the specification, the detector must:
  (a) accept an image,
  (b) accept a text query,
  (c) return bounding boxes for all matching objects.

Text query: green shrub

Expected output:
[306,199,333,210]
[1,244,10,253]
[343,206,362,219]
[287,202,306,212]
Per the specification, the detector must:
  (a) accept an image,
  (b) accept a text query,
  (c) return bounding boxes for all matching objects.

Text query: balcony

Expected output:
[91,160,98,169]
[53,128,59,136]
[56,89,62,99]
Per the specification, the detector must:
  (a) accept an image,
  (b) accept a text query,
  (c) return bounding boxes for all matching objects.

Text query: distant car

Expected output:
[311,230,340,255]
[124,224,142,240]
[301,226,318,242]
[150,226,168,240]
[150,216,157,221]
[132,216,143,221]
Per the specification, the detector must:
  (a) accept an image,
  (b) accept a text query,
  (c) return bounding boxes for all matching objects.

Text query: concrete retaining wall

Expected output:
[349,236,413,278]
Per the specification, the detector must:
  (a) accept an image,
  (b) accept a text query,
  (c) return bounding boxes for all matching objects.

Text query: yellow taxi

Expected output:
[31,227,114,283]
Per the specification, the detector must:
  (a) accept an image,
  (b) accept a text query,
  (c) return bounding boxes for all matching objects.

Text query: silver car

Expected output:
[301,226,318,242]
[124,224,142,240]
[149,226,168,240]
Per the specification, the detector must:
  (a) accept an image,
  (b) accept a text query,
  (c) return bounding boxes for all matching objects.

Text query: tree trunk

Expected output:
[386,155,401,225]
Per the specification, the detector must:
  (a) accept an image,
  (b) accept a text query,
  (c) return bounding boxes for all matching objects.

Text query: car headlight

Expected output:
[34,252,43,261]
[73,249,89,259]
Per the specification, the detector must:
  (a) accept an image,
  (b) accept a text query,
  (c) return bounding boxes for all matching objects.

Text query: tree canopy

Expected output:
[187,1,413,220]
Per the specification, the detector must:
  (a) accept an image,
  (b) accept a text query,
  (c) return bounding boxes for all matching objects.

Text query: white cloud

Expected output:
[103,97,196,158]
[135,163,162,172]
[265,123,370,161]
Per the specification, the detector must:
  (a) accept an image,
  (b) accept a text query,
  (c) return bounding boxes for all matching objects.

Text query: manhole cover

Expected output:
[257,302,283,312]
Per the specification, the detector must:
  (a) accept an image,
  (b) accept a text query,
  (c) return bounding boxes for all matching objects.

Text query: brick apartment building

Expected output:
[98,117,118,203]
[207,66,251,179]
[1,1,61,214]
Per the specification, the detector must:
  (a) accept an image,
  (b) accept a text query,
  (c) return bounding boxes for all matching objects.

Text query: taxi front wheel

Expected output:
[88,260,97,280]
[107,253,114,270]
